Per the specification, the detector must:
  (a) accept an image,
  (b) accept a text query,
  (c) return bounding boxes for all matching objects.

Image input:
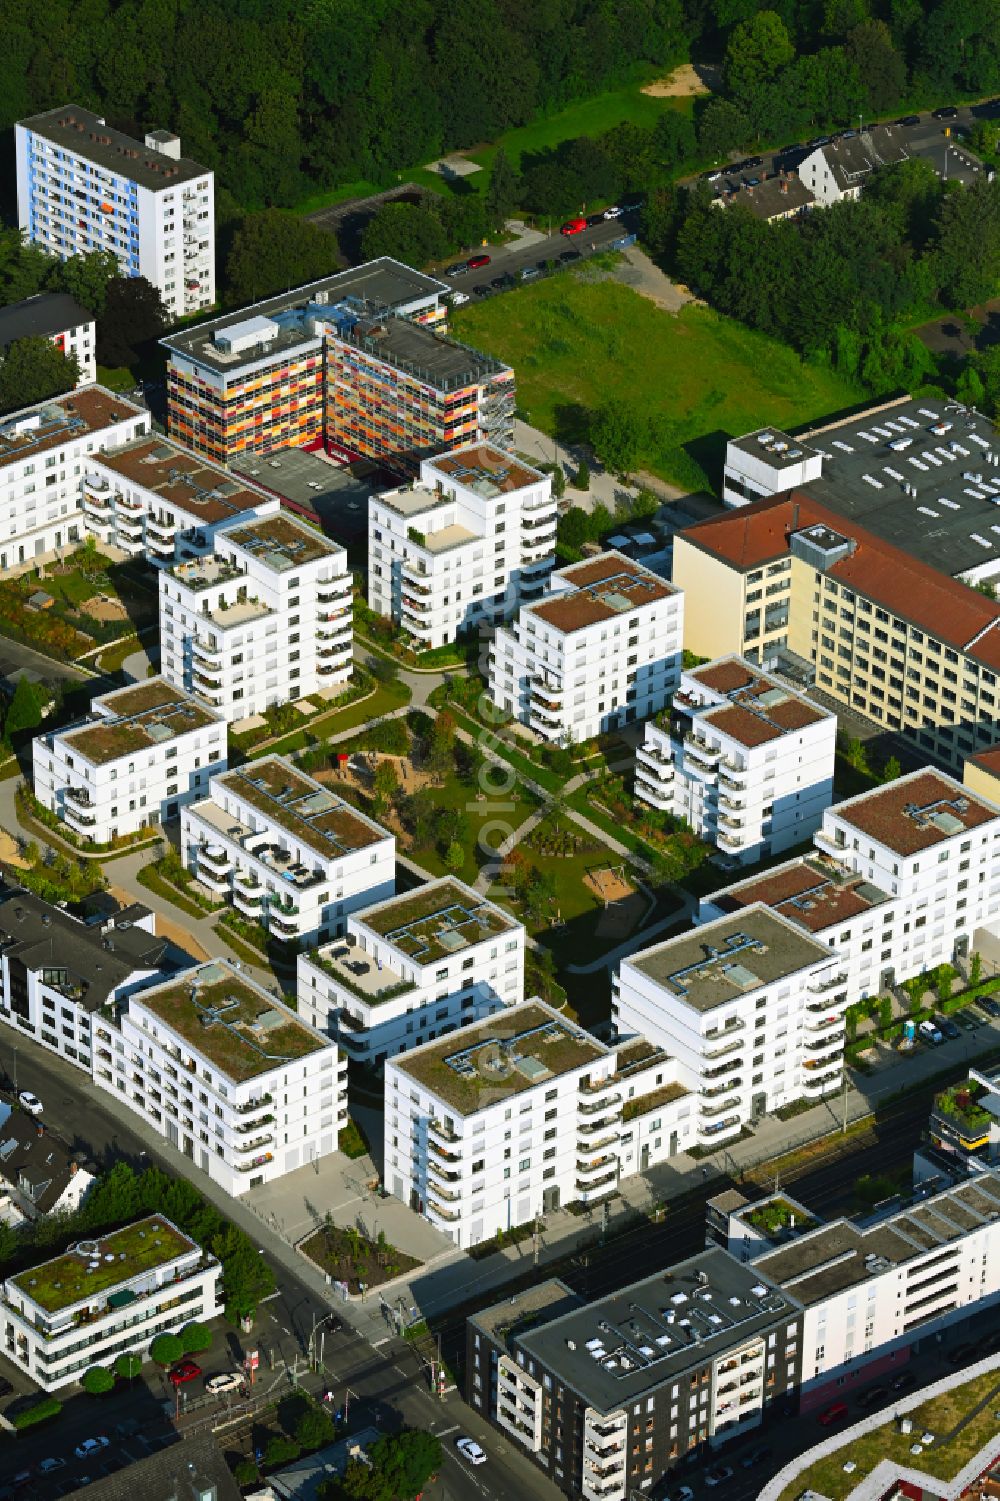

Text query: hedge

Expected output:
[11,1395,62,1429]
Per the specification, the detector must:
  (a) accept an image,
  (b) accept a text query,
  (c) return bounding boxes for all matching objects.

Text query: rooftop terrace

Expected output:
[10,1215,195,1314]
[360,879,516,964]
[826,769,998,856]
[135,961,327,1083]
[426,444,544,497]
[91,437,272,525]
[62,678,220,764]
[217,759,390,862]
[394,1001,607,1115]
[680,656,830,749]
[529,553,677,636]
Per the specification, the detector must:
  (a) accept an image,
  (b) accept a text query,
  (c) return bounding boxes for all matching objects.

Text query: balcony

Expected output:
[198,844,232,872]
[426,1198,460,1222]
[635,744,673,779]
[576,1153,618,1178]
[684,736,722,767]
[702,1091,742,1117]
[803,1064,841,1093]
[809,972,848,994]
[237,1151,274,1173]
[317,577,352,604]
[268,907,300,936]
[192,638,221,664]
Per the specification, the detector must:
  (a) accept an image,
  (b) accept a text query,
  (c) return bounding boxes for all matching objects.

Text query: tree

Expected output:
[211,1222,276,1320]
[81,1365,115,1394]
[4,676,44,740]
[360,202,447,267]
[591,399,646,478]
[574,459,590,491]
[444,840,465,873]
[96,277,167,369]
[696,99,752,164]
[724,11,795,108]
[179,1321,212,1355]
[295,1402,336,1451]
[426,711,456,781]
[234,1460,261,1486]
[114,1353,142,1383]
[265,1436,301,1468]
[48,250,118,316]
[881,755,902,782]
[225,211,340,309]
[372,759,398,813]
[0,337,78,416]
[149,1333,183,1367]
[935,180,1000,309]
[372,1429,443,1500]
[846,19,907,113]
[484,146,518,231]
[956,365,986,409]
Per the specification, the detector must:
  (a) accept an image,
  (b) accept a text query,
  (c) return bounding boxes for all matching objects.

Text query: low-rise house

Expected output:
[0,1104,95,1228]
[297,878,524,1067]
[181,757,395,946]
[0,1214,223,1390]
[92,960,346,1193]
[714,173,814,220]
[32,676,226,844]
[0,292,96,385]
[797,126,910,205]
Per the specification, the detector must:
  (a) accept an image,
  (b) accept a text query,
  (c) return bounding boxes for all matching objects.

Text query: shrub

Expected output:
[339,1119,368,1160]
[295,1402,336,1451]
[264,1436,301,1467]
[180,1320,213,1355]
[81,1365,115,1394]
[11,1395,62,1429]
[234,1459,260,1486]
[149,1332,184,1367]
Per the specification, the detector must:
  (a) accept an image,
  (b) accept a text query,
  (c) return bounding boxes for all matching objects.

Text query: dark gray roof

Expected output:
[806,126,910,190]
[0,293,93,351]
[717,175,814,219]
[74,1433,242,1501]
[334,309,510,391]
[0,891,166,1011]
[0,1108,87,1214]
[19,105,209,191]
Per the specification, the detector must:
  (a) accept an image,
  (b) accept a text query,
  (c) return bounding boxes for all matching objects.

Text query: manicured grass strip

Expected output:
[136,864,208,920]
[255,680,410,759]
[445,705,565,795]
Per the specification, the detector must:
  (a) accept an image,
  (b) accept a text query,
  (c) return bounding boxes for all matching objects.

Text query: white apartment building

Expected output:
[159,511,352,721]
[0,292,96,386]
[636,656,836,864]
[613,905,848,1147]
[32,677,226,845]
[92,960,345,1193]
[0,385,148,574]
[489,553,684,743]
[16,105,215,318]
[700,769,1000,1002]
[181,757,395,946]
[1,1214,223,1391]
[297,878,525,1068]
[0,892,165,1075]
[82,434,277,564]
[369,444,556,648]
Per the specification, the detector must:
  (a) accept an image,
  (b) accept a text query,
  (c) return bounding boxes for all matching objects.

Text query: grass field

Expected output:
[411,775,540,886]
[454,277,861,492]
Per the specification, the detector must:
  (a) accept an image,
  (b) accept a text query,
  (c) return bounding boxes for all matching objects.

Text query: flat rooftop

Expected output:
[530,553,677,635]
[394,1001,607,1116]
[710,855,891,935]
[628,905,833,1010]
[21,105,209,190]
[231,448,373,524]
[376,483,452,520]
[162,258,448,373]
[470,1278,584,1345]
[333,310,510,392]
[426,443,544,497]
[62,677,219,764]
[517,1247,797,1412]
[93,437,272,525]
[827,769,998,856]
[681,656,830,748]
[0,292,93,348]
[11,1215,195,1314]
[756,1174,1000,1307]
[359,878,517,965]
[135,961,327,1083]
[0,387,142,470]
[222,511,343,569]
[217,758,390,862]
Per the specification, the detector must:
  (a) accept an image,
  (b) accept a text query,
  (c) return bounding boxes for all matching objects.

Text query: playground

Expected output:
[583,864,649,942]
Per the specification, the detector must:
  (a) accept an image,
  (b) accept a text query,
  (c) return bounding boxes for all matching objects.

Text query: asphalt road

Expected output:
[0,636,91,692]
[446,208,640,300]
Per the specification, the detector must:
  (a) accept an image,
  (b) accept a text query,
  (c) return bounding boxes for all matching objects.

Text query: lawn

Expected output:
[246,679,411,759]
[408,773,540,886]
[453,278,861,492]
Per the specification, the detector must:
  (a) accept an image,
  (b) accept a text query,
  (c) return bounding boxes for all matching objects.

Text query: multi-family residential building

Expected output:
[0,385,148,574]
[467,1249,803,1499]
[713,171,814,220]
[0,892,165,1075]
[93,961,345,1192]
[159,511,352,720]
[1,1214,223,1390]
[635,656,835,864]
[796,126,910,205]
[297,878,524,1067]
[82,434,278,563]
[699,768,1000,1003]
[917,1063,1000,1184]
[0,1105,96,1229]
[32,677,226,845]
[181,758,395,946]
[964,743,1000,806]
[489,553,684,743]
[0,292,96,386]
[16,105,214,318]
[161,260,449,463]
[368,445,556,648]
[613,905,848,1145]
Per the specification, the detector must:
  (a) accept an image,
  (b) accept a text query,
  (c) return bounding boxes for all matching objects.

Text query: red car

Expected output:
[467,254,491,270]
[560,218,587,236]
[817,1401,848,1426]
[168,1360,202,1386]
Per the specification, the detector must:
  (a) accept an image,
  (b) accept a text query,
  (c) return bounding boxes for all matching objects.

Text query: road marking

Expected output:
[260,1290,282,1303]
[372,1337,391,1348]
[436,1423,459,1437]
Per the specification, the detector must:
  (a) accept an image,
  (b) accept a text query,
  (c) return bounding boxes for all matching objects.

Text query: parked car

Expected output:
[742,156,763,168]
[205,1372,244,1395]
[740,1445,772,1468]
[519,265,540,281]
[11,1473,33,1492]
[472,283,491,296]
[444,263,467,277]
[937,1015,960,1040]
[980,996,1000,1018]
[807,136,830,147]
[455,1437,487,1465]
[658,1488,695,1501]
[38,1460,66,1474]
[898,114,921,126]
[448,290,469,306]
[817,1401,849,1426]
[74,1438,109,1460]
[466,254,490,270]
[585,213,604,227]
[857,1385,889,1410]
[743,176,761,187]
[918,1019,943,1046]
[620,198,644,211]
[168,1360,202,1386]
[933,106,959,120]
[705,1464,734,1487]
[890,1370,916,1392]
[603,204,623,218]
[560,218,587,236]
[18,1091,42,1116]
[559,249,581,262]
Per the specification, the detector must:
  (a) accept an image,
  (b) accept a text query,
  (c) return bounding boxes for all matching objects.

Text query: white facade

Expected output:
[613,905,848,1147]
[636,656,836,864]
[159,512,352,721]
[0,294,97,387]
[369,445,556,649]
[1,1215,223,1391]
[0,386,148,574]
[721,428,823,509]
[32,677,226,845]
[92,960,346,1195]
[181,757,395,946]
[297,878,525,1067]
[489,552,684,744]
[16,107,215,319]
[82,435,277,564]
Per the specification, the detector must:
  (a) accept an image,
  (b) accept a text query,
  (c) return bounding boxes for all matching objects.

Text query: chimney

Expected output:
[780,178,788,194]
[69,1161,78,1176]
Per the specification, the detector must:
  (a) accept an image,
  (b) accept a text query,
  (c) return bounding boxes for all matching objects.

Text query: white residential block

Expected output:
[92,960,346,1195]
[297,878,525,1067]
[1,1215,223,1391]
[16,106,215,319]
[32,677,226,845]
[369,444,556,648]
[488,552,683,743]
[636,656,836,864]
[613,905,848,1147]
[0,292,96,387]
[159,511,352,721]
[181,757,395,946]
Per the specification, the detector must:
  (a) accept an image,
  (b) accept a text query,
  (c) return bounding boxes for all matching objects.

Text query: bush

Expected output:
[149,1332,184,1367]
[339,1119,368,1160]
[81,1365,115,1395]
[264,1436,301,1467]
[295,1402,336,1451]
[11,1395,62,1429]
[180,1320,213,1355]
[234,1459,261,1486]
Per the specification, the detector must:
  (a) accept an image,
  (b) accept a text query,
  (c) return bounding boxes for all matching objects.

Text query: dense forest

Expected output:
[3,0,999,217]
